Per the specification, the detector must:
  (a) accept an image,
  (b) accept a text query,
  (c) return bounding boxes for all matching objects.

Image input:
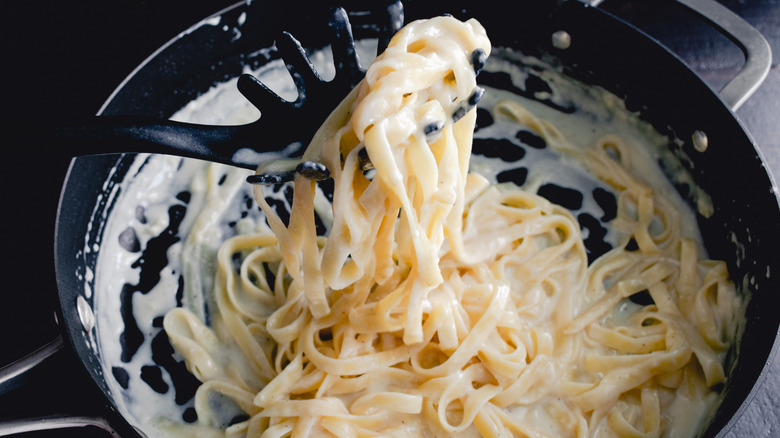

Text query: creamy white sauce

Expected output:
[92,40,713,437]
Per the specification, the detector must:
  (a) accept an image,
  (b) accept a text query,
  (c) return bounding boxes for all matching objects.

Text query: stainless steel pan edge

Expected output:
[675,0,771,111]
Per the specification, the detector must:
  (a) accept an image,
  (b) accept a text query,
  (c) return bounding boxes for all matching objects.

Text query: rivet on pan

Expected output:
[552,31,571,50]
[692,130,709,152]
[77,295,96,333]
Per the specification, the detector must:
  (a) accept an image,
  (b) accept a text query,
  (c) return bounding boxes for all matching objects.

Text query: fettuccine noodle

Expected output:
[163,15,742,438]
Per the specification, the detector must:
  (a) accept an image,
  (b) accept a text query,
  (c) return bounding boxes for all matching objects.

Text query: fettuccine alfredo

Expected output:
[162,15,742,438]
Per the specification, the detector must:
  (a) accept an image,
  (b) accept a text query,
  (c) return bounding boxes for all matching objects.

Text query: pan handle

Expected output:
[589,0,772,111]
[675,0,772,111]
[0,335,65,395]
[0,415,121,437]
[0,337,123,436]
[0,337,125,437]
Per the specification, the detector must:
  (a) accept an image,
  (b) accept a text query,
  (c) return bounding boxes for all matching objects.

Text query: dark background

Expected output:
[0,0,777,437]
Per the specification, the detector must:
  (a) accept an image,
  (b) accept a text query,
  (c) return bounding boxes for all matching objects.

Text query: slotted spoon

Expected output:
[13,5,397,184]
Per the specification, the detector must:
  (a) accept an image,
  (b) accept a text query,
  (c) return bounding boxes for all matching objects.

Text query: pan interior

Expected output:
[89,38,743,438]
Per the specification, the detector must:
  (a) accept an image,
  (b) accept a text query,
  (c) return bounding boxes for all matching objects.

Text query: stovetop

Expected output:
[0,0,778,437]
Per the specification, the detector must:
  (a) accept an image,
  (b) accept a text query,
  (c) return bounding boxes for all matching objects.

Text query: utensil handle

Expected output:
[675,0,772,111]
[17,116,259,170]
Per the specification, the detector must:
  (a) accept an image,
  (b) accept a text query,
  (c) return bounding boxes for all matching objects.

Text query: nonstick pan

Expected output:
[0,0,776,436]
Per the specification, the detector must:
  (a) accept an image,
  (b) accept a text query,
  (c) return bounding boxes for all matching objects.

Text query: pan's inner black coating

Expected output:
[119,198,187,363]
